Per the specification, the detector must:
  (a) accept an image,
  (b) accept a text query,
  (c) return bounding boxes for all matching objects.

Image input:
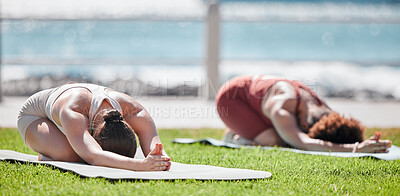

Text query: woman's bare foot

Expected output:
[223,129,255,145]
[38,153,53,161]
[232,134,255,145]
[222,129,235,143]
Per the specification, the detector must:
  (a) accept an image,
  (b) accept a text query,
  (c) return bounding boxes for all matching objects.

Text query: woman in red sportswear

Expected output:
[216,75,391,153]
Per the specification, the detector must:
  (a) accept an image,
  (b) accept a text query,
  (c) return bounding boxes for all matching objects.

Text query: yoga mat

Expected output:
[173,138,400,161]
[0,149,271,180]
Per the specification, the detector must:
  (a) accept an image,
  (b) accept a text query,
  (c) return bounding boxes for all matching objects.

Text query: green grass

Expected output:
[1,127,399,196]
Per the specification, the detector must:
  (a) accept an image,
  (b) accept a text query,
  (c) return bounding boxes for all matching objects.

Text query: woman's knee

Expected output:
[25,118,82,162]
[38,141,82,162]
[51,149,82,162]
[254,128,285,146]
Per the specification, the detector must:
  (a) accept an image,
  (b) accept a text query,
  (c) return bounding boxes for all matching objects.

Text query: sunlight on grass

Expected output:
[1,127,399,195]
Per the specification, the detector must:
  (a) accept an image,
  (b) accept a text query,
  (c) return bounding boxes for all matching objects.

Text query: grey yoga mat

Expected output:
[173,138,400,161]
[0,149,271,180]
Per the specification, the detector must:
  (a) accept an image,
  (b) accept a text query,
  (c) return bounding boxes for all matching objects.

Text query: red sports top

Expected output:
[220,75,323,128]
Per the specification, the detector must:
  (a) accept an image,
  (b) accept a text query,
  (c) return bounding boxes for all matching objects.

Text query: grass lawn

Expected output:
[1,127,399,195]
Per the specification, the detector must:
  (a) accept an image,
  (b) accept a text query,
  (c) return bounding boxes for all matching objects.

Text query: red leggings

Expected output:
[215,76,273,140]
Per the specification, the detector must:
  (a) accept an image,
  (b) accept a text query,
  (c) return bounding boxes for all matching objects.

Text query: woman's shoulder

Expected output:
[263,81,299,117]
[107,91,143,116]
[267,81,298,100]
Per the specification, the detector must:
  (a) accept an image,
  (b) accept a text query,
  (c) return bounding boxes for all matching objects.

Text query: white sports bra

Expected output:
[44,83,122,135]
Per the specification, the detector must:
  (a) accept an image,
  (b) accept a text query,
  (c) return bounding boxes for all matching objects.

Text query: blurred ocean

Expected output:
[1,0,400,99]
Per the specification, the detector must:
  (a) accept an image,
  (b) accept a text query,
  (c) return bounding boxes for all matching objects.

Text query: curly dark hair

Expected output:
[308,112,364,144]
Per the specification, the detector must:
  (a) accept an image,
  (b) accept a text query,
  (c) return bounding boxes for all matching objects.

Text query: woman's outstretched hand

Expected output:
[142,143,171,171]
[356,132,392,153]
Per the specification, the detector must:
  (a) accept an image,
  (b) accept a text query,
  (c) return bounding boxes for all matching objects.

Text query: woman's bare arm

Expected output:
[264,82,390,152]
[123,106,169,157]
[269,107,355,152]
[59,107,170,171]
[271,110,390,152]
[115,91,171,169]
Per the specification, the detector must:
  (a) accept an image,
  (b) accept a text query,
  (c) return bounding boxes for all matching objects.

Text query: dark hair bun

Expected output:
[103,110,123,124]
